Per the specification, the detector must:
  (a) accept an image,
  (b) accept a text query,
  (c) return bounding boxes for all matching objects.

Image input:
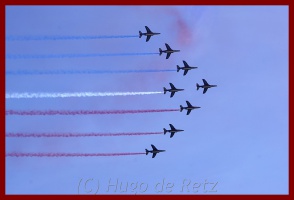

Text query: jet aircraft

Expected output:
[159,43,180,59]
[196,79,217,94]
[163,124,184,138]
[139,26,160,42]
[145,144,165,158]
[180,100,201,115]
[163,83,184,98]
[177,60,198,76]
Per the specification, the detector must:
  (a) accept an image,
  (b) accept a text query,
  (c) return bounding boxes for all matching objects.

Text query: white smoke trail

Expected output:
[6,91,163,99]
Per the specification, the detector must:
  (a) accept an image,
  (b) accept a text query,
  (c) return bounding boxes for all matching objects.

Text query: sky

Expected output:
[5,6,288,194]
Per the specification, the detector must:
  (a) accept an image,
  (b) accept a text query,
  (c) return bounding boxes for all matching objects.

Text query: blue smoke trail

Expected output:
[6,35,139,41]
[6,69,176,75]
[6,53,159,59]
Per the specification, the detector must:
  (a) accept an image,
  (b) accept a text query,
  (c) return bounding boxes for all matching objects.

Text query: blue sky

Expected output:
[5,6,288,194]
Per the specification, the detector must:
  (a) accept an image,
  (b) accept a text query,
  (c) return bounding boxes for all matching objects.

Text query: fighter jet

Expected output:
[196,79,217,94]
[159,43,180,59]
[139,26,160,42]
[164,124,184,138]
[180,100,201,115]
[145,144,165,158]
[177,60,198,76]
[163,83,184,98]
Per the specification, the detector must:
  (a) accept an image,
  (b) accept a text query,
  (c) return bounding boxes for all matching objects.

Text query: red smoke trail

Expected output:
[6,132,163,137]
[6,35,139,41]
[6,152,146,157]
[6,109,179,116]
[165,7,193,46]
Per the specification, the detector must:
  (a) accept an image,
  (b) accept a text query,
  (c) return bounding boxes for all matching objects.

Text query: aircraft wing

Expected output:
[183,70,188,76]
[166,53,171,59]
[146,35,151,42]
[183,60,189,68]
[151,144,158,151]
[170,92,175,98]
[152,153,157,158]
[170,132,175,138]
[145,26,152,33]
[169,83,176,89]
[169,124,175,130]
[202,79,209,86]
[187,110,192,115]
[203,88,208,94]
[165,43,172,51]
[186,101,192,107]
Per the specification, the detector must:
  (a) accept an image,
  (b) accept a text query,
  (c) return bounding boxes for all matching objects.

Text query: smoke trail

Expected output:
[6,132,163,137]
[6,69,176,75]
[6,35,139,41]
[6,91,163,99]
[6,109,179,116]
[6,52,159,59]
[6,152,146,157]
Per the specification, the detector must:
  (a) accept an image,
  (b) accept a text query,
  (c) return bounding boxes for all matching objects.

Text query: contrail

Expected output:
[6,53,159,59]
[6,35,138,41]
[6,132,163,137]
[6,109,179,116]
[6,69,176,75]
[6,152,146,157]
[6,91,163,99]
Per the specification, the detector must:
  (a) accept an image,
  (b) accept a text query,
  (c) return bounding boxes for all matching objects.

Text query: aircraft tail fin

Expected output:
[159,48,162,56]
[145,149,148,155]
[180,105,183,112]
[196,83,200,90]
[177,65,180,72]
[163,87,167,94]
[163,128,167,135]
[139,31,142,38]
